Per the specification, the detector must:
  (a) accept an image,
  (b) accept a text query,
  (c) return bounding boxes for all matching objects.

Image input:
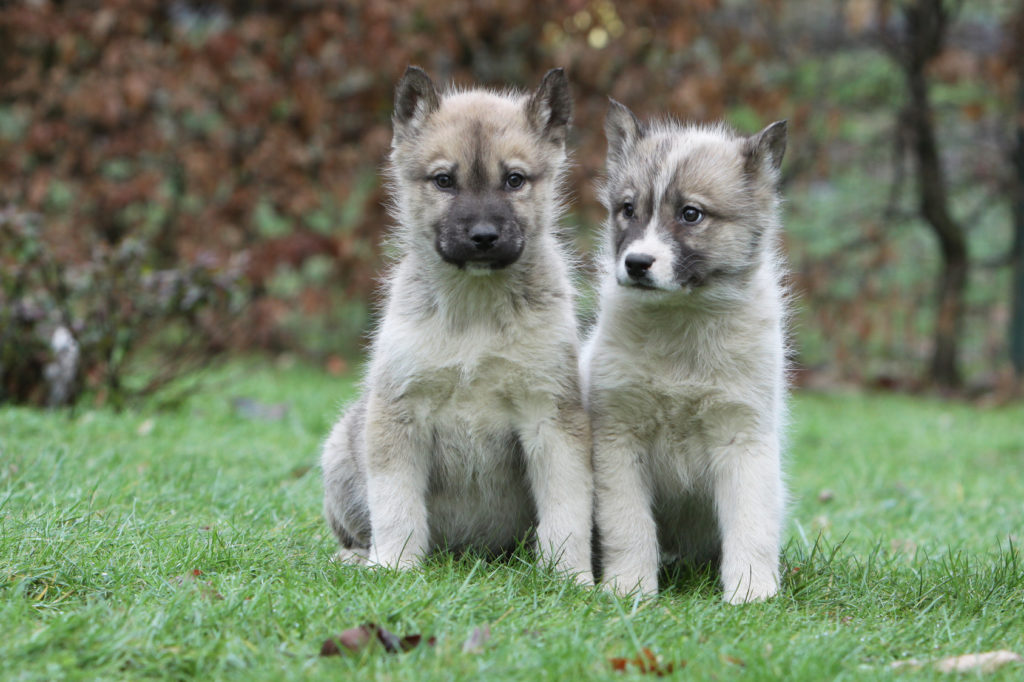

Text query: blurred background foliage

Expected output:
[1,0,1022,406]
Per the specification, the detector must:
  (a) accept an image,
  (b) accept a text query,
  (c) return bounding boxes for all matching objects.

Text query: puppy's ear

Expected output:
[393,66,440,141]
[527,68,573,145]
[605,99,644,162]
[743,120,787,177]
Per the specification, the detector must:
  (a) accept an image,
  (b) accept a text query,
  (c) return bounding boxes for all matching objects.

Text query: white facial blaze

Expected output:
[613,146,692,292]
[617,221,680,290]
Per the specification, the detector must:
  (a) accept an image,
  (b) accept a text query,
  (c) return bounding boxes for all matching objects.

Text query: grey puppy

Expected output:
[582,102,789,603]
[321,67,593,582]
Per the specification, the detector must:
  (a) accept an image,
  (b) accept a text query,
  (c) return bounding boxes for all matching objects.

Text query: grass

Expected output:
[2,359,1023,680]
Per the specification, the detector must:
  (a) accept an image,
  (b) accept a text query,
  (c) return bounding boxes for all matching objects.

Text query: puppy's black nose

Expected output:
[469,222,500,251]
[625,253,655,279]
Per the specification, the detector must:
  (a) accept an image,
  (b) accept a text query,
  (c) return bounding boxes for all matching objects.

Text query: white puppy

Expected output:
[582,101,789,603]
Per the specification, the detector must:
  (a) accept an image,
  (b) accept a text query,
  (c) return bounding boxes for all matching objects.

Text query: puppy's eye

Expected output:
[621,202,635,218]
[680,205,704,224]
[434,173,454,190]
[505,172,526,191]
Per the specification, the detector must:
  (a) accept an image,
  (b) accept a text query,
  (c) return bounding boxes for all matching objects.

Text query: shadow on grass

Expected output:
[658,559,721,599]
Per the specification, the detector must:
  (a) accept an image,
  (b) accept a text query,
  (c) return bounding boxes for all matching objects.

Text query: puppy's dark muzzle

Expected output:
[468,222,500,252]
[435,192,525,270]
[460,220,521,268]
[436,221,524,270]
[463,227,523,268]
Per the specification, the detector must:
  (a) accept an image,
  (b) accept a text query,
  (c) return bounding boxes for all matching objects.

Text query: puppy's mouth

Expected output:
[621,278,659,291]
[463,260,511,274]
[616,274,702,294]
[616,270,673,291]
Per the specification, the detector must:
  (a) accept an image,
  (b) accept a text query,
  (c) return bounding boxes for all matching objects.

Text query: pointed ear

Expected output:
[393,66,440,139]
[527,68,572,145]
[605,99,644,162]
[744,120,787,175]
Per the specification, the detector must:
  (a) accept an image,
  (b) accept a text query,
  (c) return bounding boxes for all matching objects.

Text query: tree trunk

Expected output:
[1010,79,1024,377]
[897,0,968,388]
[906,73,967,387]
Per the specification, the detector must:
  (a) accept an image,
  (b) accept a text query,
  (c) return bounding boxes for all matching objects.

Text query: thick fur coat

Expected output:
[321,68,593,582]
[582,102,789,603]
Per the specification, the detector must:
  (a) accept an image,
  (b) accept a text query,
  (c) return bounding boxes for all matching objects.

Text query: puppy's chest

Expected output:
[603,373,756,454]
[399,349,557,432]
[402,356,547,481]
[409,362,516,415]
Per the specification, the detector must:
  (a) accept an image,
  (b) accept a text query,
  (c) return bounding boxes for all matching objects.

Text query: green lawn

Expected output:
[2,359,1022,680]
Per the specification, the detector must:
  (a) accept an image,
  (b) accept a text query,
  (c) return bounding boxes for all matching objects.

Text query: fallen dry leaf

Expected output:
[320,626,372,656]
[462,625,491,654]
[610,647,684,676]
[320,623,436,657]
[934,651,1022,674]
[889,538,918,556]
[136,418,155,436]
[171,569,224,600]
[890,650,1021,674]
[325,355,348,376]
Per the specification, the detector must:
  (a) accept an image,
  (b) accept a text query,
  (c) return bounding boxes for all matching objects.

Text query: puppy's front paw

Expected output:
[602,575,657,599]
[570,570,595,587]
[721,566,779,604]
[331,547,370,565]
[367,547,420,571]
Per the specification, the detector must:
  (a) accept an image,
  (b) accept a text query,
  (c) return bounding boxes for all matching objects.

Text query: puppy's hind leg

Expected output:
[321,397,372,560]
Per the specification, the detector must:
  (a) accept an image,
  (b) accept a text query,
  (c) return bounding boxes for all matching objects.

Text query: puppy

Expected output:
[582,101,789,603]
[321,67,593,582]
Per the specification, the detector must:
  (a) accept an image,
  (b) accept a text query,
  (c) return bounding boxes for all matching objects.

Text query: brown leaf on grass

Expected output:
[325,354,348,376]
[462,625,491,654]
[890,650,1022,674]
[889,538,918,556]
[610,648,684,676]
[319,623,436,657]
[397,633,435,650]
[320,626,371,656]
[171,569,224,600]
[934,651,1022,674]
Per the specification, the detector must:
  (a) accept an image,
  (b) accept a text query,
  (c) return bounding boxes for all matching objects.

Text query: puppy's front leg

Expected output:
[364,392,430,569]
[593,423,658,596]
[711,435,783,604]
[519,400,594,584]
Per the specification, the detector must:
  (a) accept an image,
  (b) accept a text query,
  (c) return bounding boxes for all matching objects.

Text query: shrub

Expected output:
[0,206,247,408]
